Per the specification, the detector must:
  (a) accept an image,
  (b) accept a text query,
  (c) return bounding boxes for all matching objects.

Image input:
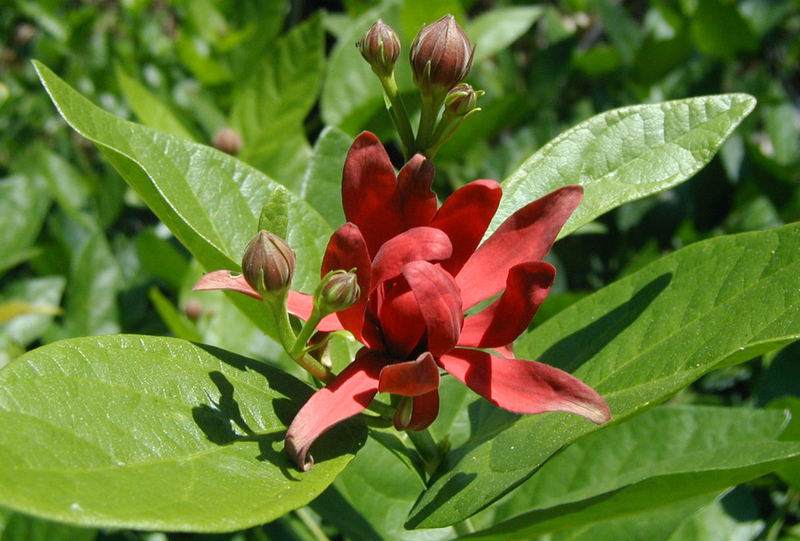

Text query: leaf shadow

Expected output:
[536,272,673,373]
[190,344,366,478]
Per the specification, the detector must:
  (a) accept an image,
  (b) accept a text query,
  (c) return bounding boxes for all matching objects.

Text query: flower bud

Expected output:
[410,14,474,98]
[241,230,295,296]
[213,127,243,155]
[357,19,401,78]
[443,83,481,117]
[316,269,360,315]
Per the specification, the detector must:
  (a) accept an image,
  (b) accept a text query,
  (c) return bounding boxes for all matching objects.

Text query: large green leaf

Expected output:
[0,335,364,532]
[34,61,332,336]
[489,94,756,240]
[409,222,800,527]
[297,126,352,228]
[466,406,793,538]
[466,7,544,64]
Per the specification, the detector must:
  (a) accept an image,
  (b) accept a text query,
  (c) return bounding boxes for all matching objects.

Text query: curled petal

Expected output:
[395,390,439,431]
[193,270,262,300]
[397,154,438,229]
[430,179,502,275]
[286,291,343,332]
[378,279,426,358]
[285,352,384,470]
[342,132,403,256]
[456,185,583,309]
[379,352,440,396]
[403,261,463,357]
[371,227,452,291]
[459,262,555,348]
[438,348,611,424]
[321,223,372,341]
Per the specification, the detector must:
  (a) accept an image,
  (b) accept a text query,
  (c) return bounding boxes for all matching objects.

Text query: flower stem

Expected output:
[269,297,333,382]
[378,72,415,159]
[407,429,440,474]
[415,93,445,155]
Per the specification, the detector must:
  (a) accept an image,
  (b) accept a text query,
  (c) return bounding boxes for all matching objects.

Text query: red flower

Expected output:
[195,132,611,470]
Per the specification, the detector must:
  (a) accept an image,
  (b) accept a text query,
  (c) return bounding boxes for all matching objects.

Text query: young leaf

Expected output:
[488,94,756,240]
[0,335,365,532]
[409,222,800,527]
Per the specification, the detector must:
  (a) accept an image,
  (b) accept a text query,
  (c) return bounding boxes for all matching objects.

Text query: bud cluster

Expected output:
[356,14,481,158]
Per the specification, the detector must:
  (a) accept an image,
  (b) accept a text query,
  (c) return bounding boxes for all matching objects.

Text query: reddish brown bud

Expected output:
[213,127,242,155]
[241,230,295,296]
[357,19,401,78]
[410,15,474,97]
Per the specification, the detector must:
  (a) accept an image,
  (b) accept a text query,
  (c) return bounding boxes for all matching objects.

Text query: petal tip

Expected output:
[285,434,314,471]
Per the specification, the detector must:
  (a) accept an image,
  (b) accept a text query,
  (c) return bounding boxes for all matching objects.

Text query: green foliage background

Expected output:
[1,0,799,539]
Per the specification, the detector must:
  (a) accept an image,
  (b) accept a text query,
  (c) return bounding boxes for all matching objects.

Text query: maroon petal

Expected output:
[342,132,404,256]
[459,262,555,348]
[438,348,611,424]
[321,223,372,341]
[193,270,262,300]
[370,227,452,291]
[456,185,582,309]
[397,154,438,229]
[403,261,463,357]
[378,352,440,396]
[394,390,440,431]
[286,291,343,332]
[430,179,502,275]
[285,351,384,470]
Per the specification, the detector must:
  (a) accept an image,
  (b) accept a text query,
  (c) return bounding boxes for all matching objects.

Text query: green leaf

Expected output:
[0,512,96,541]
[409,223,800,528]
[298,126,352,228]
[115,64,196,141]
[63,232,121,338]
[466,7,544,64]
[488,94,756,240]
[258,187,291,239]
[0,335,364,532]
[135,229,190,291]
[0,174,51,276]
[231,14,324,184]
[667,488,764,541]
[34,61,332,336]
[466,406,790,538]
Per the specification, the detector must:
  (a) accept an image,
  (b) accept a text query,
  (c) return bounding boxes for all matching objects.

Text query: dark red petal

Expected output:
[456,185,583,309]
[321,223,372,341]
[342,132,404,256]
[285,351,384,470]
[378,278,426,358]
[403,261,463,357]
[438,348,611,424]
[378,352,440,396]
[370,227,453,291]
[459,262,555,348]
[193,270,262,300]
[430,179,502,275]
[397,154,438,229]
[394,391,440,431]
[287,291,343,332]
